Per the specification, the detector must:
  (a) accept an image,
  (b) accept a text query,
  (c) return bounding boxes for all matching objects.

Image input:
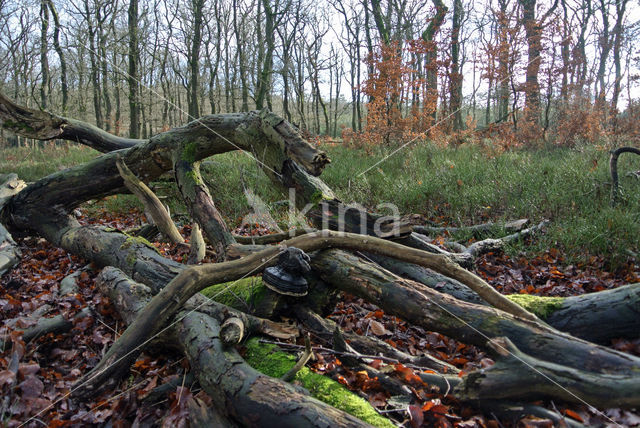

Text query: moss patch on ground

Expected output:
[200,277,268,311]
[243,337,394,428]
[506,294,565,318]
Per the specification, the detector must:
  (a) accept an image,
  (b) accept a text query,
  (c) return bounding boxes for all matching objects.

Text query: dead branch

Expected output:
[187,223,206,264]
[116,156,184,244]
[610,146,640,205]
[233,228,316,244]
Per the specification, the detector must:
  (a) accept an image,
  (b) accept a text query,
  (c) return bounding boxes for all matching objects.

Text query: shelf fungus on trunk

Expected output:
[262,247,311,296]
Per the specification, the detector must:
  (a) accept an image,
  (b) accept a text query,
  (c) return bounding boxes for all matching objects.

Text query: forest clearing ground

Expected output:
[1,141,639,426]
[2,140,638,267]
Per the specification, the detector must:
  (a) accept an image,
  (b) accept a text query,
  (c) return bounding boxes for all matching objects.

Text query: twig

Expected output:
[260,339,439,372]
[234,228,316,245]
[281,334,313,382]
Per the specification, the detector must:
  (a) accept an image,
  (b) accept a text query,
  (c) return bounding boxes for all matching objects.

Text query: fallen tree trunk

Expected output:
[310,249,640,375]
[542,283,640,344]
[454,337,640,408]
[236,244,640,344]
[74,230,545,397]
[2,93,640,421]
[412,218,530,239]
[97,266,384,427]
[0,173,25,275]
[373,255,640,344]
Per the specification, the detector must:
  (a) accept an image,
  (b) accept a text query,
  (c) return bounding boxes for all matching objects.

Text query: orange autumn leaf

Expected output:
[561,409,584,422]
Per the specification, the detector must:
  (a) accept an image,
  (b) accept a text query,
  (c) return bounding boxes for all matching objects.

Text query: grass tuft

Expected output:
[2,141,638,267]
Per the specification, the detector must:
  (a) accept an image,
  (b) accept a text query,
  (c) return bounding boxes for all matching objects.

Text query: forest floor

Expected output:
[1,141,639,427]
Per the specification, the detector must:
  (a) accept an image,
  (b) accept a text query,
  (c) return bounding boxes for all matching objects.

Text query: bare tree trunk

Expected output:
[188,0,205,119]
[128,0,141,138]
[84,0,103,128]
[46,0,67,114]
[422,0,448,119]
[39,0,50,110]
[610,0,629,113]
[449,0,463,130]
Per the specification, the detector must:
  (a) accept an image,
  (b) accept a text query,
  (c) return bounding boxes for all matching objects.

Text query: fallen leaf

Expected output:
[368,319,388,336]
[409,404,424,428]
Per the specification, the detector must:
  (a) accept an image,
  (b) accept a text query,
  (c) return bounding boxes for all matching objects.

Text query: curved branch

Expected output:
[0,93,329,243]
[74,231,541,397]
[610,146,640,205]
[0,92,141,152]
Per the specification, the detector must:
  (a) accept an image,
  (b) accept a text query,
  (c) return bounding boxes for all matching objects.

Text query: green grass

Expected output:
[2,141,638,267]
[319,143,640,267]
[190,142,638,267]
[0,144,99,181]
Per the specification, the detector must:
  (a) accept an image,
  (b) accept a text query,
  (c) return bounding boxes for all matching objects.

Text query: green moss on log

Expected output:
[200,277,268,311]
[119,235,160,254]
[243,337,394,428]
[506,294,565,319]
[126,251,137,267]
[185,169,203,185]
[3,119,35,132]
[181,142,198,163]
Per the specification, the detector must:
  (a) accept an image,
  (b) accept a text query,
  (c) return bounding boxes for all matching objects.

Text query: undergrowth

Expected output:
[1,141,638,267]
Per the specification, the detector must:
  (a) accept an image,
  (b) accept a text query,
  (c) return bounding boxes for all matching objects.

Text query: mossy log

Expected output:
[97,266,387,427]
[310,250,640,407]
[371,253,640,344]
[532,283,640,344]
[75,230,544,397]
[311,249,640,375]
[2,93,640,416]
